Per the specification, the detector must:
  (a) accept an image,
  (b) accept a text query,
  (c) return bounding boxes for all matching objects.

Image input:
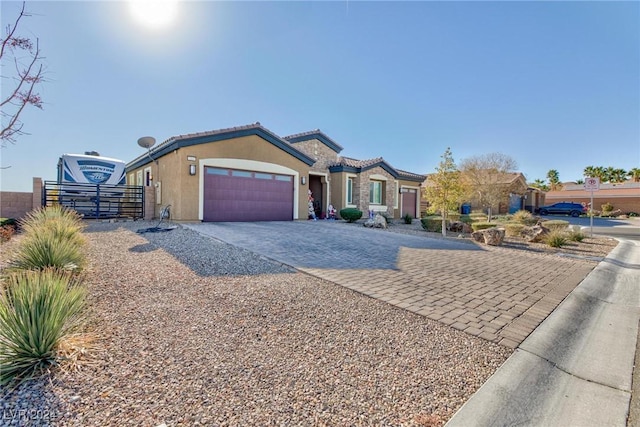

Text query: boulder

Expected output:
[521,224,550,242]
[363,213,387,229]
[471,228,505,246]
[448,221,473,233]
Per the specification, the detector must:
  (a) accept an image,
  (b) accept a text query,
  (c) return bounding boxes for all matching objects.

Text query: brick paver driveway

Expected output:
[185,221,596,348]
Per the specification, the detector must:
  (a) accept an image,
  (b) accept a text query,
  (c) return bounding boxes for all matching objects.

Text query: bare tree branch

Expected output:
[1,2,45,147]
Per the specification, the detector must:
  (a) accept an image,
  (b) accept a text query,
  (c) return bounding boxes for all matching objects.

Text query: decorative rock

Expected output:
[471,228,505,246]
[521,224,550,242]
[363,214,387,229]
[448,221,472,233]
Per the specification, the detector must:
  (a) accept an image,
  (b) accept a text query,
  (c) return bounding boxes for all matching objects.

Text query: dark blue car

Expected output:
[538,202,586,217]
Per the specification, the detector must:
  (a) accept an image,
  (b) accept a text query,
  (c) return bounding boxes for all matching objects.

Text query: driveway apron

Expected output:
[184,221,596,348]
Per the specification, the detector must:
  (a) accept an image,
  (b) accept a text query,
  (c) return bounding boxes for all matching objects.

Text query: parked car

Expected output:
[538,202,586,217]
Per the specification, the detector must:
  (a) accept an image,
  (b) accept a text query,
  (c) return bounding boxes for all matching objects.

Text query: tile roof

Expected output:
[126,122,315,170]
[283,129,344,153]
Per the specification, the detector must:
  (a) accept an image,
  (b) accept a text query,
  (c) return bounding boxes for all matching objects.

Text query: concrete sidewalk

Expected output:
[446,238,640,427]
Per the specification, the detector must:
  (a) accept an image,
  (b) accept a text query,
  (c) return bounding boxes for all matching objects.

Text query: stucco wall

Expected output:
[128,135,312,221]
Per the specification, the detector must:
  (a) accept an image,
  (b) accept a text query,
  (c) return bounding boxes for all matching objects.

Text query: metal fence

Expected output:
[43,181,144,220]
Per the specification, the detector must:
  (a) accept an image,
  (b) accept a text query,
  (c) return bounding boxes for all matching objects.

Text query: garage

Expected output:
[203,166,294,222]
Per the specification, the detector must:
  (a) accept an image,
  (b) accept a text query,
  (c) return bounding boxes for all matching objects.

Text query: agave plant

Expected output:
[0,269,87,385]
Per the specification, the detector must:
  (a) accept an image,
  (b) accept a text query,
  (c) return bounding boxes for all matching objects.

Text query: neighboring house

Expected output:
[420,171,539,216]
[545,181,640,214]
[125,123,425,222]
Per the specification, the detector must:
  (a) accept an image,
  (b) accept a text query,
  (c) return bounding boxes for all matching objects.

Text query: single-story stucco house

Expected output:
[126,123,425,222]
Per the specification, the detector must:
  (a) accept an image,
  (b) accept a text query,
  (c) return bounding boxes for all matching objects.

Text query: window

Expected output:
[370,181,382,204]
[347,177,354,204]
[136,170,143,186]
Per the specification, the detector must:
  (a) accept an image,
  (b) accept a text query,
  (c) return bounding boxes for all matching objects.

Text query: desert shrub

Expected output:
[471,222,496,231]
[541,220,569,232]
[0,269,87,385]
[20,206,85,244]
[629,212,639,217]
[10,229,86,272]
[503,223,525,237]
[421,216,446,232]
[567,228,587,242]
[402,213,413,224]
[0,226,15,243]
[544,230,568,248]
[601,202,614,213]
[339,208,363,223]
[511,210,537,225]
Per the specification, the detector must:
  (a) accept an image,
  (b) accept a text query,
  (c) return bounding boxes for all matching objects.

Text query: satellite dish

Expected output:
[137,136,156,149]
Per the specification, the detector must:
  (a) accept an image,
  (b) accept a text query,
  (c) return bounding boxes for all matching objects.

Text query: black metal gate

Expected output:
[43,181,144,220]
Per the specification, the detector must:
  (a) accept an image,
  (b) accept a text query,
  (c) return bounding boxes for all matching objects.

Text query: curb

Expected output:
[446,239,640,426]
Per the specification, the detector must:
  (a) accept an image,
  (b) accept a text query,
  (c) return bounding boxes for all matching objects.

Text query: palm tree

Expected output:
[609,168,627,183]
[628,168,640,182]
[583,166,597,178]
[575,178,584,184]
[529,178,549,191]
[546,169,561,191]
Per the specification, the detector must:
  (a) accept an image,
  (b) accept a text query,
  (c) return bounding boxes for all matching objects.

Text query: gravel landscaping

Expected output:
[1,221,512,426]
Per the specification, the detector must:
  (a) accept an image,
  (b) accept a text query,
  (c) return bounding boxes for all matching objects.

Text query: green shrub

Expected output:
[447,212,461,222]
[503,223,525,237]
[511,210,537,225]
[541,220,569,232]
[421,216,445,232]
[471,222,496,231]
[10,230,86,272]
[468,213,488,223]
[402,213,413,224]
[629,212,639,217]
[459,214,473,224]
[0,218,18,228]
[544,230,568,248]
[339,208,363,223]
[0,269,87,385]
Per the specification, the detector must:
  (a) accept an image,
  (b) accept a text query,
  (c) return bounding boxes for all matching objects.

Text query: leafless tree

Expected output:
[459,152,518,221]
[1,2,45,147]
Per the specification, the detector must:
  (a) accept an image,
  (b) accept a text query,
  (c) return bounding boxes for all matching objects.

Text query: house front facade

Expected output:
[126,123,425,222]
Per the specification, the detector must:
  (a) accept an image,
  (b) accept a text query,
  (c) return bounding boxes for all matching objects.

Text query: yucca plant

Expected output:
[0,269,87,385]
[10,229,86,272]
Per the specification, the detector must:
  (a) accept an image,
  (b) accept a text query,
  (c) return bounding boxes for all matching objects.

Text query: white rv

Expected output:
[57,153,126,185]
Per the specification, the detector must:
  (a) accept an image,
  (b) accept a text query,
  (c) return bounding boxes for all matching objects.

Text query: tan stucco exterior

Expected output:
[127,124,425,222]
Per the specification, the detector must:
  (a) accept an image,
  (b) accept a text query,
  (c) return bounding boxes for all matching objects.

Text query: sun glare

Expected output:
[129,0,178,30]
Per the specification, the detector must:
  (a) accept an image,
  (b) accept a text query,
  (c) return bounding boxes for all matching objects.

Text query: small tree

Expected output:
[629,168,640,183]
[1,2,45,147]
[459,152,518,222]
[424,148,466,237]
[529,178,549,191]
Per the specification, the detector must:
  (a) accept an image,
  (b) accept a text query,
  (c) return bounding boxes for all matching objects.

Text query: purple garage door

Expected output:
[203,167,294,222]
[401,188,417,218]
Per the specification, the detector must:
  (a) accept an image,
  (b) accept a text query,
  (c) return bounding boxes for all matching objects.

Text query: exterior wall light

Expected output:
[189,164,196,176]
[301,176,306,185]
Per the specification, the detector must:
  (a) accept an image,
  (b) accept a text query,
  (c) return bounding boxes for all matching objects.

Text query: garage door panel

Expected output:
[204,167,294,222]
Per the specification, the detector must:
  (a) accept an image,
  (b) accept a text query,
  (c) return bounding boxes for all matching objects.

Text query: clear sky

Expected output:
[1,0,638,192]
